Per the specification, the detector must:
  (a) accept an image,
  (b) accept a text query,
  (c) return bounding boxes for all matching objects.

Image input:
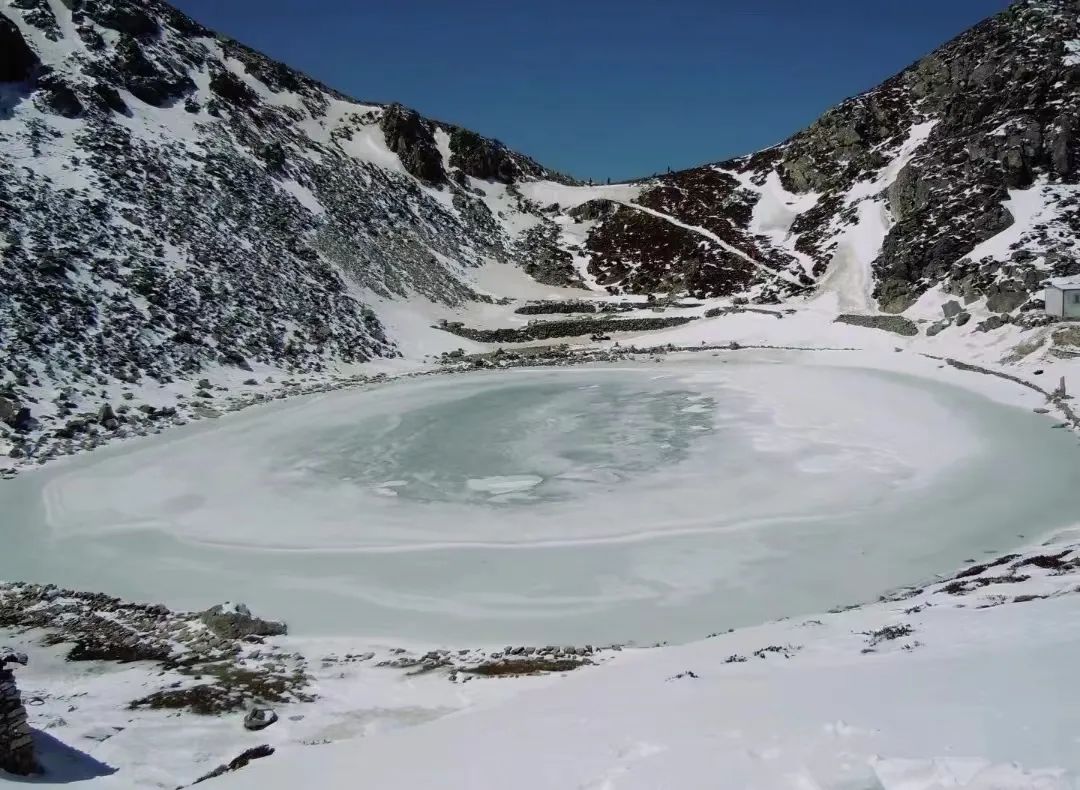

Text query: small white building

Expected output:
[1045,277,1080,318]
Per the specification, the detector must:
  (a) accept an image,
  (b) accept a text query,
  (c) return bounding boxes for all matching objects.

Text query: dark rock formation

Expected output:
[0,12,39,83]
[209,69,258,109]
[446,126,559,184]
[35,71,83,117]
[242,706,278,731]
[437,316,696,343]
[0,651,37,777]
[835,314,920,336]
[515,222,584,288]
[568,199,619,222]
[82,0,160,38]
[379,103,445,185]
[190,745,275,786]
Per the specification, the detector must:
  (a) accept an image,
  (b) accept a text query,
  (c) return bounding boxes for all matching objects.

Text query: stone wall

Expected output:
[0,650,37,776]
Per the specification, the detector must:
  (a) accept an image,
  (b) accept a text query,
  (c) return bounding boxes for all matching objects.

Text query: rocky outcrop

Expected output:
[437,316,696,343]
[0,397,34,434]
[380,103,445,185]
[81,0,161,39]
[568,198,619,222]
[835,314,920,336]
[200,603,287,640]
[514,222,584,288]
[831,1,1079,311]
[189,745,275,786]
[574,1,1080,309]
[446,126,559,184]
[0,0,570,451]
[0,12,39,83]
[0,651,37,777]
[581,158,814,300]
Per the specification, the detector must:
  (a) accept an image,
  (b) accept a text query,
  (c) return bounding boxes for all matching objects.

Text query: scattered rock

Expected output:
[243,706,278,732]
[976,315,1007,332]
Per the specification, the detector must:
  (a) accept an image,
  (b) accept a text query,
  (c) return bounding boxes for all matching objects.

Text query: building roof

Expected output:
[1047,277,1080,290]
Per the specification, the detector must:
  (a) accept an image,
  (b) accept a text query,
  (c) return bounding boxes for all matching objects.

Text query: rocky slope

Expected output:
[0,0,569,413]
[579,0,1080,308]
[2,0,1079,457]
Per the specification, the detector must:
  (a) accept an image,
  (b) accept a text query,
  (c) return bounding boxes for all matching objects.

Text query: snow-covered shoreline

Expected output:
[6,526,1080,789]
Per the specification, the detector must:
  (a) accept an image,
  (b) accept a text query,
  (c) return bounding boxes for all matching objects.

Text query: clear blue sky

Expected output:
[171,0,1012,181]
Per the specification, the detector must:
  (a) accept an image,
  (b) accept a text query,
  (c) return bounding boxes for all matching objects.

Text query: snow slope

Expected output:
[211,532,1080,790]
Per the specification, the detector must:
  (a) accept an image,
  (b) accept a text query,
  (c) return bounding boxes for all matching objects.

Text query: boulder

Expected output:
[941,300,963,318]
[200,603,286,640]
[0,399,35,434]
[448,127,522,184]
[976,315,1006,332]
[0,396,18,427]
[98,403,117,426]
[955,311,972,326]
[243,707,278,731]
[1,649,28,667]
[985,286,1027,314]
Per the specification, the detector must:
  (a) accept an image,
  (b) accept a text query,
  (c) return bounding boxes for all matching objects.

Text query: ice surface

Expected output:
[466,476,545,496]
[2,358,1078,645]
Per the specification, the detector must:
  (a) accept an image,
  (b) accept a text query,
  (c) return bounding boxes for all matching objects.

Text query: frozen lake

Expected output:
[2,357,1078,645]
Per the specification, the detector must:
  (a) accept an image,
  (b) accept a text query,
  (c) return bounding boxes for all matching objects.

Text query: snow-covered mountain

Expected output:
[593,0,1080,311]
[1,0,1078,445]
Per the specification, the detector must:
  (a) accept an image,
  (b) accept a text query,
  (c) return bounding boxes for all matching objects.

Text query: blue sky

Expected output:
[172,0,1011,181]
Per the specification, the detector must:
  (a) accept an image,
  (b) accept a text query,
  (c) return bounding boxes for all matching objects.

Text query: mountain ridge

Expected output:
[1,0,1079,462]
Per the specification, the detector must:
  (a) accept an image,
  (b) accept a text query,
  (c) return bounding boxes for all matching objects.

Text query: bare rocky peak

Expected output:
[593,0,1079,308]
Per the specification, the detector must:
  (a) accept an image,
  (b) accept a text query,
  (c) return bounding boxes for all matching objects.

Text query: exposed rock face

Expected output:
[514,222,584,288]
[379,103,445,185]
[0,651,37,777]
[578,0,1080,306]
[568,198,619,222]
[447,127,557,184]
[0,12,39,82]
[0,0,569,433]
